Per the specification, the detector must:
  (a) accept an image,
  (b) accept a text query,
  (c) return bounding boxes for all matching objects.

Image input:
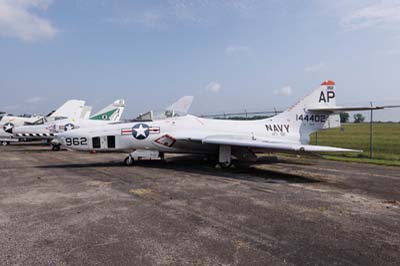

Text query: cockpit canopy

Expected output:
[24,117,47,125]
[135,109,185,121]
[1,113,39,122]
[54,116,68,121]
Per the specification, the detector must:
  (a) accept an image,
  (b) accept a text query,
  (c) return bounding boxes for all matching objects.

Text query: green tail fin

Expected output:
[90,99,125,121]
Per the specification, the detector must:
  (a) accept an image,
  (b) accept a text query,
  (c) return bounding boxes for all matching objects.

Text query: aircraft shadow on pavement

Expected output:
[37,161,125,169]
[151,157,319,184]
[2,148,60,153]
[37,155,320,184]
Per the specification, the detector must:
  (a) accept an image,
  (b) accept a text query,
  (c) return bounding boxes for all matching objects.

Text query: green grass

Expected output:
[322,155,400,167]
[309,123,400,164]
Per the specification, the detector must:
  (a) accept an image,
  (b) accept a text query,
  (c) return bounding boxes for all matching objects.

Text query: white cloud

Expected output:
[168,0,203,24]
[25,96,45,103]
[377,49,400,56]
[0,0,57,42]
[107,9,165,29]
[107,1,265,30]
[274,86,292,96]
[204,81,222,93]
[340,1,400,31]
[225,45,251,55]
[106,1,203,29]
[304,62,325,72]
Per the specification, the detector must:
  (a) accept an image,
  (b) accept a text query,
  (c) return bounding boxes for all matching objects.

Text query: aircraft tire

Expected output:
[52,144,61,151]
[124,156,134,166]
[217,162,232,169]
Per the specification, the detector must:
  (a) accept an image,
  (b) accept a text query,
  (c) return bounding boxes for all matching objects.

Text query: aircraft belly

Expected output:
[170,141,217,154]
[118,134,217,154]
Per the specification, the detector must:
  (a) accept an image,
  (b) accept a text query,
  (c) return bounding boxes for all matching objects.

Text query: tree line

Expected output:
[340,113,366,123]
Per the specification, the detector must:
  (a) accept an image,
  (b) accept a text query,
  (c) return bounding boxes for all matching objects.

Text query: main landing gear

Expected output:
[216,145,233,169]
[123,150,164,166]
[1,141,10,146]
[216,161,233,169]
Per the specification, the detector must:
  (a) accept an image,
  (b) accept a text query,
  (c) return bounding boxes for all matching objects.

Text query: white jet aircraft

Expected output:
[1,113,43,145]
[0,100,85,145]
[56,81,399,167]
[11,99,125,150]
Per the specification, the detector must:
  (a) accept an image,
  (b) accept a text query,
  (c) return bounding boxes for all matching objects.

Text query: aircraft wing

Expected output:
[193,135,362,153]
[307,105,400,113]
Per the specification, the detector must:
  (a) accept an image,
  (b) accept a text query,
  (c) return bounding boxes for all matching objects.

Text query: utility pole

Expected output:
[370,102,373,159]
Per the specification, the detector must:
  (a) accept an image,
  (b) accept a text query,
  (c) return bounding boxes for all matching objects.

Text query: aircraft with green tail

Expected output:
[11,99,125,150]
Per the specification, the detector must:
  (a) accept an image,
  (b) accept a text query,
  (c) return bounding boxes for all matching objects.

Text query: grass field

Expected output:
[309,123,400,165]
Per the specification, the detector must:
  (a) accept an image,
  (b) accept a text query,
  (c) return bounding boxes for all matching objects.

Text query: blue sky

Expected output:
[1,0,400,121]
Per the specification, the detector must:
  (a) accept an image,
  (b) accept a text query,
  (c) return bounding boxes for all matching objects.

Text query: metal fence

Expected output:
[198,109,283,119]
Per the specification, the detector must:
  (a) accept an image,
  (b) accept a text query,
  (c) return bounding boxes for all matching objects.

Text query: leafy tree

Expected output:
[340,112,350,123]
[353,113,365,123]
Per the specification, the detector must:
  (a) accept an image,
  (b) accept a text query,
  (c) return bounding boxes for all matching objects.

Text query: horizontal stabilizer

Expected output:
[308,105,400,113]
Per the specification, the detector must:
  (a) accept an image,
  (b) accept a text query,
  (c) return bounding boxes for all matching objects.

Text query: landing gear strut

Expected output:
[124,156,134,166]
[216,145,233,169]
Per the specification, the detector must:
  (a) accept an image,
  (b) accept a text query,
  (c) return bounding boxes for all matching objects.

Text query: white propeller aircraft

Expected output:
[0,100,85,146]
[11,99,125,150]
[56,81,398,167]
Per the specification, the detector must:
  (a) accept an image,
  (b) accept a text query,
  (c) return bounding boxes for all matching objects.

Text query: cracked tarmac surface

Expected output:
[0,145,399,265]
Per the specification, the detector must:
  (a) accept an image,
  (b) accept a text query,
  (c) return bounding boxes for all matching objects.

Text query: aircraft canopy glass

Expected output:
[54,116,68,121]
[135,109,185,121]
[24,117,47,125]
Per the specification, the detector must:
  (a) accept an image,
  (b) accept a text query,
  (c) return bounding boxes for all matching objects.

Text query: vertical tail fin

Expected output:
[278,80,337,115]
[166,96,194,116]
[271,80,340,143]
[90,99,125,121]
[80,106,93,119]
[49,100,86,120]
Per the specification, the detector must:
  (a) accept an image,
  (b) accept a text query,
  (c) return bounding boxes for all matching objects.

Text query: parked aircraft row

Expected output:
[1,81,399,167]
[0,99,125,149]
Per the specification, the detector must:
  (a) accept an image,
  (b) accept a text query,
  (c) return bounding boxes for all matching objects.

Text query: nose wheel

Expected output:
[216,162,233,169]
[52,144,61,151]
[1,141,10,146]
[124,156,135,166]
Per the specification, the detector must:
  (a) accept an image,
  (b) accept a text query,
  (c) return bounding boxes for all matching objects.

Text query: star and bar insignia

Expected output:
[121,123,160,140]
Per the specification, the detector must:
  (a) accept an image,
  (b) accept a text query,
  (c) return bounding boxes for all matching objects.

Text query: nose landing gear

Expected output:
[51,144,61,151]
[216,161,233,169]
[124,156,135,166]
